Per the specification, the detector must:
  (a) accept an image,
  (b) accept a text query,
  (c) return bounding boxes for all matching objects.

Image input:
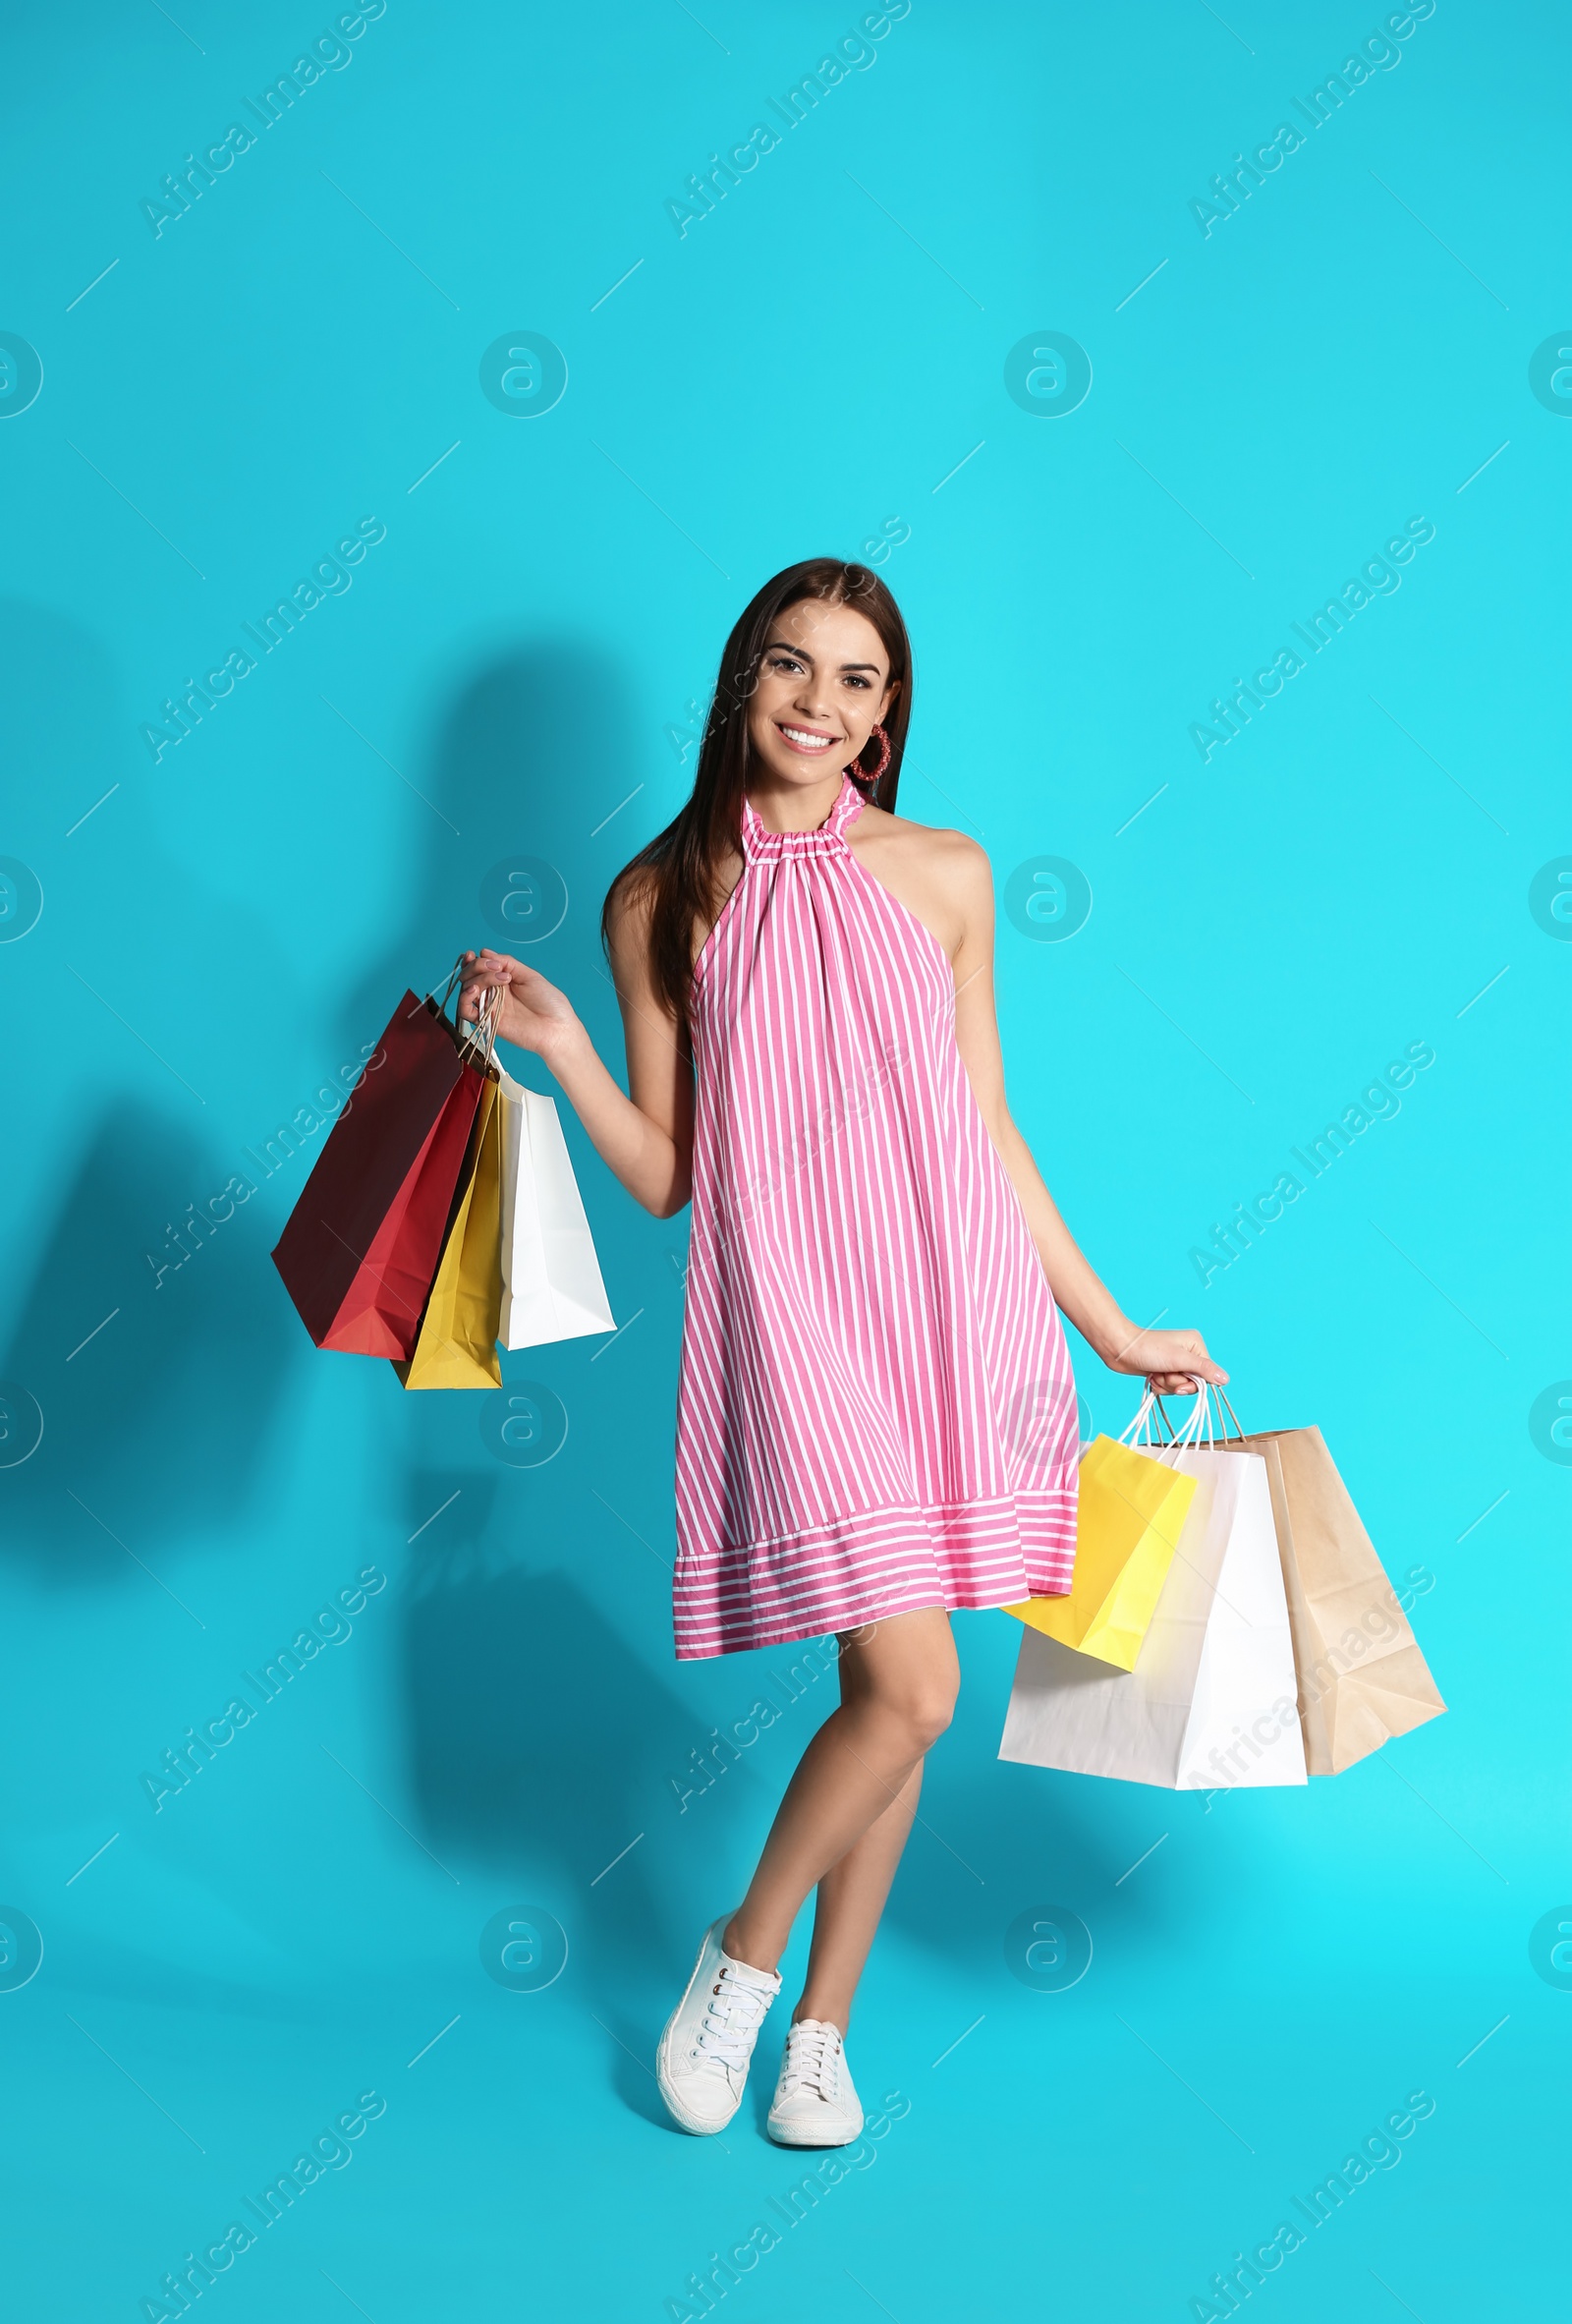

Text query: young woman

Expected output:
[459,558,1224,2147]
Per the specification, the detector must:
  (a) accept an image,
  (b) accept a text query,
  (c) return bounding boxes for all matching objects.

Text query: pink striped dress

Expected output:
[672,773,1079,1660]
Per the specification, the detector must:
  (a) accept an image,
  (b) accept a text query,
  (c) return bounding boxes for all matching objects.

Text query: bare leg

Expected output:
[723,1607,957,1980]
[794,1758,923,2033]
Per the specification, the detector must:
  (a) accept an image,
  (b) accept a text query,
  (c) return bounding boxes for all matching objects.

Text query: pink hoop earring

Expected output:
[851,724,891,786]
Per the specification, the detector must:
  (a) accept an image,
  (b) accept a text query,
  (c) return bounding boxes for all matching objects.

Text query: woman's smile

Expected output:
[775,721,838,755]
[747,597,896,794]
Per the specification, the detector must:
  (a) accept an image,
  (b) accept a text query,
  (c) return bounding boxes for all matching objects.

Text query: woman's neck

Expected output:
[746,770,848,835]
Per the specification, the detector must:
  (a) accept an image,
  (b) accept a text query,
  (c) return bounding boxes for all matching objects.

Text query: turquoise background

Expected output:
[2,1,1567,2316]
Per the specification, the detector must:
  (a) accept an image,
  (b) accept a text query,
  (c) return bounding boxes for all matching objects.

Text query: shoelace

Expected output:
[693,1966,771,2075]
[779,2019,842,2103]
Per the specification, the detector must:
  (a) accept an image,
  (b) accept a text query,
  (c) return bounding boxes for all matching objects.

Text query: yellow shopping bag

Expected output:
[1005,1434,1198,1671]
[395,1078,504,1389]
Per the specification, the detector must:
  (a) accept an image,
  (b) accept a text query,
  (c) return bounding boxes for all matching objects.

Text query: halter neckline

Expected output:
[740,774,866,862]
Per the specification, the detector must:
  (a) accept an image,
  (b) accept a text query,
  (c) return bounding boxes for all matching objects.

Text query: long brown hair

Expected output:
[602,558,913,1027]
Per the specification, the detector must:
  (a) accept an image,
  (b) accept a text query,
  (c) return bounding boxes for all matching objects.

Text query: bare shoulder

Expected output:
[912,820,990,895]
[849,803,993,956]
[606,845,746,979]
[604,862,656,959]
[857,802,988,876]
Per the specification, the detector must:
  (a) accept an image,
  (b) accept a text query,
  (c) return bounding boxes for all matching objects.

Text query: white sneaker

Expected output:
[656,1915,780,2135]
[766,2016,865,2147]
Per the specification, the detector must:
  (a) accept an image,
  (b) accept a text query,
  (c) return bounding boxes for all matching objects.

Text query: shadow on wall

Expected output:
[0,1102,296,1577]
[399,1476,699,1951]
[320,636,661,1521]
[360,646,695,1934]
[0,597,296,1577]
[329,640,649,1071]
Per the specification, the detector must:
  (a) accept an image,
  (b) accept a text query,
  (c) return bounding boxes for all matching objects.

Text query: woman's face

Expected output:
[746,597,896,791]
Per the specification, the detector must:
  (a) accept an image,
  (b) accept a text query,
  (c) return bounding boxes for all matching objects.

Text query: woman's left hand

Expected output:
[1099,1322,1227,1397]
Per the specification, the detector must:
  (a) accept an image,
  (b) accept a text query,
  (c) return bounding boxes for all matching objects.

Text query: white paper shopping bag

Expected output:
[999,1391,1307,1792]
[496,1071,615,1349]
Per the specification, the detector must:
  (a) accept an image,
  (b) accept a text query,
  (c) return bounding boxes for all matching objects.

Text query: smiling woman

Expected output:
[456,554,1224,2150]
[614,559,915,1023]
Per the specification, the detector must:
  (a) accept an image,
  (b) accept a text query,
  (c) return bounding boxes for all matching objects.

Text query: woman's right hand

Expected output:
[458,948,584,1064]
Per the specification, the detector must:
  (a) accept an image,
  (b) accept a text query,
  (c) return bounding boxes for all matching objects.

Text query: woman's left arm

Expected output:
[945,838,1226,1396]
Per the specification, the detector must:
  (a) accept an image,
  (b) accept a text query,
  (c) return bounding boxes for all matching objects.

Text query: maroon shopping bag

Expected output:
[271,981,487,1359]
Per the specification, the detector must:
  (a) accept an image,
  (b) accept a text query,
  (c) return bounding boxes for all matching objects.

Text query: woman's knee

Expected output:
[840,1610,959,1753]
[879,1669,959,1755]
[901,1684,956,1753]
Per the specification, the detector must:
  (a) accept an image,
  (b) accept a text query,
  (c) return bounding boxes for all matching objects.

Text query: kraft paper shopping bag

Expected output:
[1238,1423,1446,1774]
[999,1392,1307,1791]
[1004,1398,1199,1671]
[497,1072,614,1348]
[395,1076,504,1389]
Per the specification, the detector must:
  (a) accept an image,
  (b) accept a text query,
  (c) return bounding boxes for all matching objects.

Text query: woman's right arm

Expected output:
[458,880,695,1219]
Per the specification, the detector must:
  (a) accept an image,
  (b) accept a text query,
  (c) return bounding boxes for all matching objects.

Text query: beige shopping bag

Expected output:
[1234,1423,1446,1775]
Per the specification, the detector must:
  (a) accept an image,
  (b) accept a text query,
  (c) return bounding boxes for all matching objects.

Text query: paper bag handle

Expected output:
[1118,1389,1164,1446]
[1124,1381,1247,1451]
[1215,1385,1246,1440]
[1160,1383,1248,1447]
[426,956,501,1075]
